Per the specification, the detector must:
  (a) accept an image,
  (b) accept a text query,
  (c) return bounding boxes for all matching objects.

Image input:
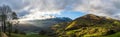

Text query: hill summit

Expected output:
[76,14,112,21]
[52,14,120,37]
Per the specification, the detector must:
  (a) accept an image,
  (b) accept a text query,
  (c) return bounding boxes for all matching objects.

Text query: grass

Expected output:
[103,32,120,37]
[27,34,49,37]
[11,33,49,37]
[11,33,26,37]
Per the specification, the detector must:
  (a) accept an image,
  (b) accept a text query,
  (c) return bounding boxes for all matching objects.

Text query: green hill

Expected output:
[52,14,120,37]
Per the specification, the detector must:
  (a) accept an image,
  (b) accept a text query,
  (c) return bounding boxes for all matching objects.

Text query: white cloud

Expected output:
[0,0,120,20]
[74,0,120,20]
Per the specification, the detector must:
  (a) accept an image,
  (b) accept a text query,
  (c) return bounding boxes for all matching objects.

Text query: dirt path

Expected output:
[1,32,8,37]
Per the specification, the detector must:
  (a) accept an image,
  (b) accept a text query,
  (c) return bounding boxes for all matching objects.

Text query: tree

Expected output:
[39,30,46,35]
[0,5,19,37]
[11,12,19,34]
[6,12,19,37]
[0,5,12,37]
[0,5,12,33]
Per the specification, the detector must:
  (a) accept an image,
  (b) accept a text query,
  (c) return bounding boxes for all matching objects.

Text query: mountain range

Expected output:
[15,17,72,33]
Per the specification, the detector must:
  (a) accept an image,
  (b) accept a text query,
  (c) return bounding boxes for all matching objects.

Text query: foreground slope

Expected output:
[52,14,120,37]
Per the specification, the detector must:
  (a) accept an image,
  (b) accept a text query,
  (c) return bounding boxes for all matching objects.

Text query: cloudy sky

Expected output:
[0,0,120,20]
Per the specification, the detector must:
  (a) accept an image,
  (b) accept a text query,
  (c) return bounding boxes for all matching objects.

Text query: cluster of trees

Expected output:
[0,5,19,37]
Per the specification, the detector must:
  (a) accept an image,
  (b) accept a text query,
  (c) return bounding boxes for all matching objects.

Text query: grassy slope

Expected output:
[7,32,120,37]
[52,14,120,37]
[104,32,120,37]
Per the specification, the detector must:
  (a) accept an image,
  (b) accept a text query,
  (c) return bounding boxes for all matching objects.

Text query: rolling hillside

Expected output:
[52,14,120,37]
